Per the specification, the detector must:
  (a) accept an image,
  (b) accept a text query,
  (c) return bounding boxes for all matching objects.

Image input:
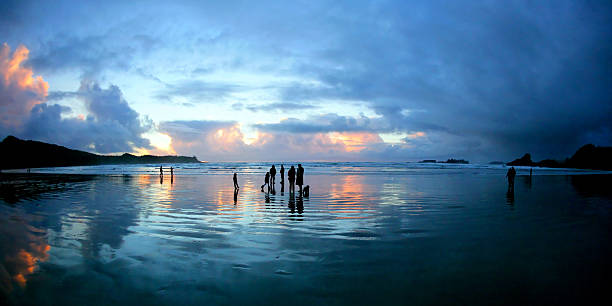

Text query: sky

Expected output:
[1,0,610,162]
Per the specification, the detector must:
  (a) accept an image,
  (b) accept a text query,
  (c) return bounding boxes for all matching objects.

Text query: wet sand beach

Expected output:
[1,166,612,305]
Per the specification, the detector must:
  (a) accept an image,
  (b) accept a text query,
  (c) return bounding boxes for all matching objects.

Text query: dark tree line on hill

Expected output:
[0,136,200,170]
[508,144,612,171]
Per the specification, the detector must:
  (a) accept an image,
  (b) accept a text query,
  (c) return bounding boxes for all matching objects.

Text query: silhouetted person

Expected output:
[280,164,285,185]
[170,167,174,177]
[159,165,163,176]
[270,165,277,185]
[288,166,296,193]
[297,164,304,193]
[530,168,533,177]
[506,166,516,189]
[303,185,310,197]
[233,173,239,189]
[261,172,270,192]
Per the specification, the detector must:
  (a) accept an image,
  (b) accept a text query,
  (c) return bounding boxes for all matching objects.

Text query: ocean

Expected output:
[1,162,611,305]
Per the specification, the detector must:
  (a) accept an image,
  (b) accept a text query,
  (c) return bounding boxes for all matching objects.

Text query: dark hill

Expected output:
[0,136,200,170]
[508,144,612,171]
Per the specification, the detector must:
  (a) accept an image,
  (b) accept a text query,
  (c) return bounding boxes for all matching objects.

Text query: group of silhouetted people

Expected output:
[506,166,516,189]
[159,165,174,184]
[505,166,534,205]
[159,165,174,177]
[232,163,308,198]
[260,164,306,195]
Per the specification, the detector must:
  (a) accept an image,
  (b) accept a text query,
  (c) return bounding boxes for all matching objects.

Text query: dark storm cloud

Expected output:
[20,81,152,153]
[262,0,612,159]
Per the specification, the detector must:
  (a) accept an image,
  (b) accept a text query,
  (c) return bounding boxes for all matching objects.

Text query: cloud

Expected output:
[245,102,318,112]
[0,43,48,130]
[21,80,152,153]
[2,1,611,161]
[160,119,399,161]
[253,113,386,134]
[27,23,161,77]
[155,80,242,103]
[1,43,152,153]
[158,120,247,160]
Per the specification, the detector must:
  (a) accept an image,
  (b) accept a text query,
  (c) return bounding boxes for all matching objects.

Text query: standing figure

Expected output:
[233,173,239,189]
[270,165,277,185]
[297,164,304,194]
[506,166,516,189]
[170,167,174,177]
[280,164,285,185]
[261,172,270,192]
[159,165,163,176]
[288,166,296,193]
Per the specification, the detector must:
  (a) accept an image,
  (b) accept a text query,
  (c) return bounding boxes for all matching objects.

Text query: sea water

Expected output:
[1,163,611,305]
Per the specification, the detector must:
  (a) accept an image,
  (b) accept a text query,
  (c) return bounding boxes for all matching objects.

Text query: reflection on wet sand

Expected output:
[506,187,515,205]
[328,175,375,219]
[0,215,50,295]
[0,174,95,204]
[0,172,611,305]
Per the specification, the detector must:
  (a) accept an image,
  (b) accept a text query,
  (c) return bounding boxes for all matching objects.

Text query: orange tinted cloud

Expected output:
[0,43,48,128]
[166,123,247,160]
[162,122,389,161]
[406,131,426,139]
[328,132,383,152]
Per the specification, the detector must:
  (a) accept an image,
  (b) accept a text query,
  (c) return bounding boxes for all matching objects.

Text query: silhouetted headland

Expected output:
[508,144,612,171]
[0,136,200,170]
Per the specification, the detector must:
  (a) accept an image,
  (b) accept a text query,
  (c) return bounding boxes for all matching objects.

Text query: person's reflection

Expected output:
[160,174,163,184]
[288,193,295,213]
[271,184,276,195]
[524,175,531,190]
[170,173,174,184]
[296,195,304,214]
[506,186,515,205]
[265,193,270,204]
[233,188,238,205]
[280,182,284,195]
